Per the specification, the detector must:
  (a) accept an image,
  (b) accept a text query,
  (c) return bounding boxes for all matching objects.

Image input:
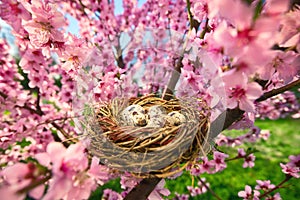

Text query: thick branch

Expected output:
[116,54,125,69]
[186,0,200,31]
[162,56,183,100]
[123,178,162,200]
[17,175,51,194]
[255,78,300,102]
[199,19,209,39]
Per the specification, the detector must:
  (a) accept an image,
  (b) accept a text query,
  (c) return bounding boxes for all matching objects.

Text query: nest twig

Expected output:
[84,94,210,178]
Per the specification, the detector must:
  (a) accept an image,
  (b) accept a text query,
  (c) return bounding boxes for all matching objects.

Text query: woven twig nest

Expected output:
[84,94,211,178]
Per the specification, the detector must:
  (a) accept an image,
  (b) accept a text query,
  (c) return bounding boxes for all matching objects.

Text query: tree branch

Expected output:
[17,175,51,195]
[1,90,73,144]
[162,0,201,100]
[123,178,162,200]
[198,177,222,200]
[255,78,300,102]
[162,56,183,100]
[259,175,293,198]
[186,0,200,31]
[199,19,209,39]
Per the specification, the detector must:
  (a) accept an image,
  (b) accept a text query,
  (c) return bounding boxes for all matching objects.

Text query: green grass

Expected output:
[89,118,300,199]
[165,118,300,199]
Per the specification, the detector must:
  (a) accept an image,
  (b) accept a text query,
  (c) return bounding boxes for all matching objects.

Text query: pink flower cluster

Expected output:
[190,151,229,175]
[0,0,300,199]
[238,149,256,168]
[280,154,300,178]
[257,91,300,120]
[0,142,111,200]
[238,181,281,200]
[238,185,260,200]
[187,178,209,196]
[118,174,170,200]
[216,126,269,147]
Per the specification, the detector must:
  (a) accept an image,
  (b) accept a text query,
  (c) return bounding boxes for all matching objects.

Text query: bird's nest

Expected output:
[84,94,211,178]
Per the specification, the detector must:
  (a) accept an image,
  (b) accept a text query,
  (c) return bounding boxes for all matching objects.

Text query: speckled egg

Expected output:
[120,104,147,126]
[146,105,167,128]
[167,111,186,126]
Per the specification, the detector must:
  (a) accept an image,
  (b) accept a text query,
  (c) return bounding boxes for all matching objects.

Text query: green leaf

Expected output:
[42,99,61,111]
[3,110,11,116]
[51,128,61,142]
[53,74,62,88]
[70,119,75,127]
[16,138,32,148]
[88,178,122,200]
[246,147,259,154]
[253,0,264,21]
[17,66,31,90]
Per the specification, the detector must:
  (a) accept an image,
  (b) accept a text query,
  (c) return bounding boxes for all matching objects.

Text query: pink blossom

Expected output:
[240,127,260,143]
[208,0,253,29]
[35,142,97,200]
[174,193,189,200]
[0,187,25,200]
[191,1,208,22]
[264,0,289,15]
[238,185,260,200]
[187,178,209,196]
[190,163,202,176]
[243,154,256,168]
[102,189,122,200]
[181,68,202,91]
[223,72,263,113]
[0,162,45,199]
[148,179,171,200]
[59,35,90,72]
[259,51,300,83]
[199,157,215,174]
[87,157,110,185]
[280,163,300,178]
[212,151,229,172]
[265,192,282,200]
[238,148,246,157]
[0,0,31,32]
[259,130,271,140]
[120,173,140,190]
[215,134,243,147]
[255,180,275,191]
[93,71,119,102]
[276,7,300,48]
[288,155,300,167]
[22,0,65,48]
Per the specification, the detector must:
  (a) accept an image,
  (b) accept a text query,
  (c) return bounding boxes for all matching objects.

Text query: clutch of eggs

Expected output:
[120,105,186,127]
